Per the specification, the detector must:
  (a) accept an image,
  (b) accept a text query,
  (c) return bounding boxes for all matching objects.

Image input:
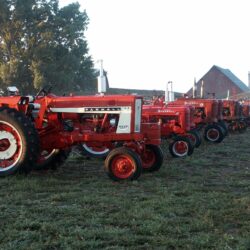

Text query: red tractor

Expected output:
[142,102,200,158]
[222,100,247,132]
[170,98,226,143]
[0,87,163,181]
[241,101,250,126]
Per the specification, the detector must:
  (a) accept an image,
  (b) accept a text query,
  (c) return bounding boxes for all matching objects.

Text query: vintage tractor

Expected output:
[217,100,229,136]
[170,98,226,143]
[222,100,247,133]
[165,103,202,148]
[142,103,199,158]
[0,87,163,181]
[241,101,250,126]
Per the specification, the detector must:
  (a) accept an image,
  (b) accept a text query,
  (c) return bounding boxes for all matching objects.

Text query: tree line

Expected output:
[0,0,97,95]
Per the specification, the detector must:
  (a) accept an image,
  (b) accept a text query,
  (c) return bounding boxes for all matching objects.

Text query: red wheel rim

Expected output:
[111,155,136,179]
[207,128,219,141]
[173,140,188,157]
[141,149,155,169]
[0,121,22,171]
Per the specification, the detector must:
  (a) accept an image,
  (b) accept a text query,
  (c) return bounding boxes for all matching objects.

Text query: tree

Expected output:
[0,0,96,94]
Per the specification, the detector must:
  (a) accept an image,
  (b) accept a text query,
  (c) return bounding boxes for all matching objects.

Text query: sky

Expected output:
[60,0,250,93]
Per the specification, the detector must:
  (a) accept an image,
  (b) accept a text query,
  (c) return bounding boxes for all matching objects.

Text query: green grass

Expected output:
[0,130,250,249]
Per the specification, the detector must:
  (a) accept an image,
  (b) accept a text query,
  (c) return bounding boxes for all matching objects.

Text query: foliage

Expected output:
[0,130,249,249]
[0,0,96,94]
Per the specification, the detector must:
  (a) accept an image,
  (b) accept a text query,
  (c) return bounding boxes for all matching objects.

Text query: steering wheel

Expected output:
[35,85,53,98]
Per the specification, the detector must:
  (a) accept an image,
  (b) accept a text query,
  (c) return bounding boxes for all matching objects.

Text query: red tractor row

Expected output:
[1,86,248,181]
[81,96,226,159]
[79,94,250,162]
[142,96,250,156]
[80,96,238,160]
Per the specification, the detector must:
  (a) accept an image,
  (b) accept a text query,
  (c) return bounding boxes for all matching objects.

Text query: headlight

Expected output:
[110,118,116,126]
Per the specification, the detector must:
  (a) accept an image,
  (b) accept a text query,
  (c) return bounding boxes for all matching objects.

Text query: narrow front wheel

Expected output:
[104,147,142,181]
[169,136,194,158]
[204,124,225,143]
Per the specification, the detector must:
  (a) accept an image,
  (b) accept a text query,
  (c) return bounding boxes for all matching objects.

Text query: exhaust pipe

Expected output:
[200,80,204,98]
[165,82,169,103]
[193,78,197,98]
[227,89,230,100]
[165,81,174,102]
[97,59,107,93]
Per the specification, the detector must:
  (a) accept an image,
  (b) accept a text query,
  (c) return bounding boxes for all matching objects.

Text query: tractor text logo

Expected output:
[118,125,129,130]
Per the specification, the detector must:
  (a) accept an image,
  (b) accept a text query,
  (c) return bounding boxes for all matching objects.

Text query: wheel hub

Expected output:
[112,156,135,179]
[0,139,11,151]
[0,131,18,159]
[207,129,219,141]
[117,159,130,173]
[173,141,188,156]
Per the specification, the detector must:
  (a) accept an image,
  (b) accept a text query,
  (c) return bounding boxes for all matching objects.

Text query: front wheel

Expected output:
[204,124,225,143]
[140,145,164,172]
[104,147,142,181]
[169,136,194,158]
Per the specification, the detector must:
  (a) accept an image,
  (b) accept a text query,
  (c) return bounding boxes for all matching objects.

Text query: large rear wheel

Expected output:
[0,107,39,176]
[141,145,164,172]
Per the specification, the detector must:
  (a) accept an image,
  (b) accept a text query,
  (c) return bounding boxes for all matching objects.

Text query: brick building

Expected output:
[186,65,249,99]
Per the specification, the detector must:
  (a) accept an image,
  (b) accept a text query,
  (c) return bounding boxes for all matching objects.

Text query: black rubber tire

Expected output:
[104,147,142,181]
[238,120,247,133]
[141,145,164,172]
[0,107,39,176]
[204,124,225,143]
[169,136,194,158]
[34,149,71,170]
[186,130,202,148]
[218,120,229,136]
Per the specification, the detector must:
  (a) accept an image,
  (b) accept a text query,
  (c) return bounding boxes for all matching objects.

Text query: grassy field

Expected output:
[0,130,250,250]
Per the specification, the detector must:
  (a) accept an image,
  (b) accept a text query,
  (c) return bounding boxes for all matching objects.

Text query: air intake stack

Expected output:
[97,59,107,93]
[200,80,204,98]
[193,78,197,98]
